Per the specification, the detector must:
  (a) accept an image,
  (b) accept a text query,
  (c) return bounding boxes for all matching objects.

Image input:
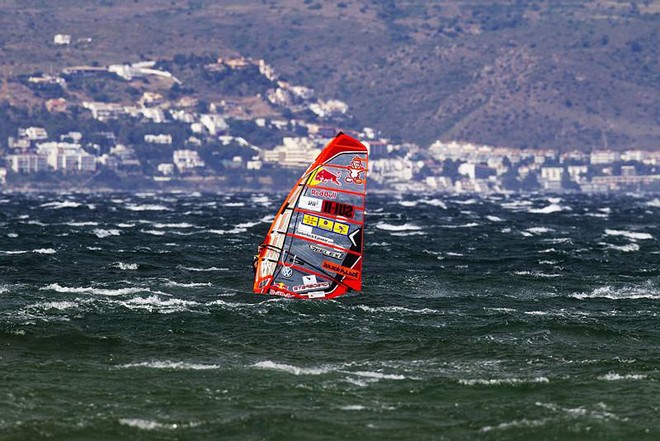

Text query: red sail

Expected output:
[253,133,368,299]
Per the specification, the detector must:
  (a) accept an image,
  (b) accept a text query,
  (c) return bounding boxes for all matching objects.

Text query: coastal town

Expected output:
[1,35,658,193]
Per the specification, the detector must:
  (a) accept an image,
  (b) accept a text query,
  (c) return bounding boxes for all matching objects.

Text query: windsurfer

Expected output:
[252,243,266,276]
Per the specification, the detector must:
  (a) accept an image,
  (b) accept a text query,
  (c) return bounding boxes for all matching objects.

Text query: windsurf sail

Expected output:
[253,132,368,299]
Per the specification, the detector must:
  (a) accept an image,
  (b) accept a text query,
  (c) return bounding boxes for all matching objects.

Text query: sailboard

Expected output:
[253,132,368,299]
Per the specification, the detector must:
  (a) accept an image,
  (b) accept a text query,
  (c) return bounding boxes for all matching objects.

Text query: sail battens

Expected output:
[253,133,368,299]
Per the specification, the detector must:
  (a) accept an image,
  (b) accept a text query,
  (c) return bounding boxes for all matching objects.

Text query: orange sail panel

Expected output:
[253,133,368,299]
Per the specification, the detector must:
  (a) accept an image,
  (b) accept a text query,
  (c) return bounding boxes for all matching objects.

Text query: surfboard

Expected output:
[253,132,368,299]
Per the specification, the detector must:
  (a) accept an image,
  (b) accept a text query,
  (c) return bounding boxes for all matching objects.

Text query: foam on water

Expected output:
[528,204,570,214]
[124,204,170,211]
[253,360,334,376]
[41,283,147,296]
[375,222,423,232]
[459,377,550,386]
[598,373,648,381]
[93,229,121,238]
[111,262,139,270]
[604,229,653,240]
[33,248,57,254]
[119,361,221,370]
[40,201,82,209]
[572,284,660,300]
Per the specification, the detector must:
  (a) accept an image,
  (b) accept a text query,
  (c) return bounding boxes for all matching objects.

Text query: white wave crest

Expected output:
[65,221,99,226]
[598,373,647,381]
[513,271,561,278]
[93,229,121,238]
[459,377,549,386]
[572,284,660,300]
[164,280,212,288]
[420,199,447,209]
[41,283,145,296]
[528,204,570,214]
[486,215,504,222]
[646,198,660,208]
[253,360,333,376]
[40,201,82,209]
[604,229,653,240]
[112,262,139,270]
[118,295,198,313]
[602,242,640,252]
[124,204,170,211]
[526,227,554,234]
[355,305,438,315]
[119,361,220,370]
[375,222,422,232]
[33,248,56,254]
[398,200,418,207]
[178,266,229,272]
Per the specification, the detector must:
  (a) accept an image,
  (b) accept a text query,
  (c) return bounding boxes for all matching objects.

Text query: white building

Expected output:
[20,127,48,141]
[53,34,71,45]
[173,150,205,172]
[144,134,172,144]
[590,150,620,165]
[157,163,175,175]
[199,114,228,135]
[7,154,49,173]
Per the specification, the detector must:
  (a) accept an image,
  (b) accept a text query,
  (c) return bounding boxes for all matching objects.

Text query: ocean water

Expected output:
[0,192,659,440]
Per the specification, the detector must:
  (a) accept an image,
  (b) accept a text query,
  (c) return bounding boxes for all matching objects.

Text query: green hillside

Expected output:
[0,0,658,150]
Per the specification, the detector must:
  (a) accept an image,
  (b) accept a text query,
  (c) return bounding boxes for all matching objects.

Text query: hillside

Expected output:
[0,0,658,150]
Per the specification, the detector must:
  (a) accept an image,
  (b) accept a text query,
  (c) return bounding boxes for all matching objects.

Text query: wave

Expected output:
[32,248,56,254]
[124,204,170,211]
[420,199,447,209]
[252,360,333,376]
[480,417,552,433]
[526,227,554,234]
[646,198,660,208]
[140,229,166,236]
[604,229,653,240]
[528,204,570,214]
[459,377,549,386]
[163,280,212,288]
[513,271,561,278]
[65,221,99,226]
[111,262,139,270]
[118,361,221,370]
[398,200,418,207]
[486,215,504,222]
[41,283,146,296]
[150,222,197,229]
[572,284,660,300]
[601,242,640,252]
[597,372,647,381]
[40,201,82,209]
[224,202,245,207]
[177,266,229,272]
[376,222,422,231]
[93,228,121,238]
[0,250,29,255]
[118,295,198,313]
[355,305,439,315]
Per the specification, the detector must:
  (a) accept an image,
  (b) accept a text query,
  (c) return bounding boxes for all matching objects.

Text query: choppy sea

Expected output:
[1,192,659,440]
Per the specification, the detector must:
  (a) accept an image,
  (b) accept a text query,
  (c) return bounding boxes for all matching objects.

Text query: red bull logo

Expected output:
[309,167,341,187]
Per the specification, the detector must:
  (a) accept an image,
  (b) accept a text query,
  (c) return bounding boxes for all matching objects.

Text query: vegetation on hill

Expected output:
[0,0,658,150]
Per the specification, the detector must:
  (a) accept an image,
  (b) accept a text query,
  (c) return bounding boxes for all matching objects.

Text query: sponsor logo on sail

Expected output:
[345,156,366,185]
[309,168,341,187]
[297,223,335,244]
[322,260,359,280]
[311,189,337,199]
[309,244,344,260]
[299,196,322,212]
[301,214,349,235]
[292,281,330,292]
